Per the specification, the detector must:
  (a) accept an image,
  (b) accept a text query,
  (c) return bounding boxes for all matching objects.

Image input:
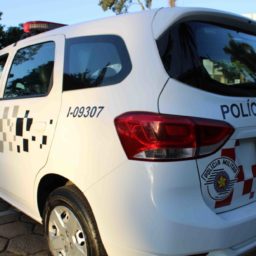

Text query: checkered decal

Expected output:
[214,141,256,209]
[0,106,54,153]
[200,136,256,212]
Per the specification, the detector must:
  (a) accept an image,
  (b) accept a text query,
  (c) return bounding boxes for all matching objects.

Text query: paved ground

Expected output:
[0,198,256,256]
[0,198,50,256]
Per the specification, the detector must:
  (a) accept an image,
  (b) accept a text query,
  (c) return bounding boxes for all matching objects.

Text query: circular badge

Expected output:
[201,157,239,201]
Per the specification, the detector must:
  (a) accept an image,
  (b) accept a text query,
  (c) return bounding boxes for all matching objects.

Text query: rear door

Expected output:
[0,35,64,210]
[156,14,256,213]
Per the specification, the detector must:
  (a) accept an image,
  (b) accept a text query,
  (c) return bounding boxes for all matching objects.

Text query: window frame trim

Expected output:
[0,53,9,80]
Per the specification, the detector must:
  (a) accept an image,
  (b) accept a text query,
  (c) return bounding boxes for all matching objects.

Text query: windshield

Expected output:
[157,21,256,96]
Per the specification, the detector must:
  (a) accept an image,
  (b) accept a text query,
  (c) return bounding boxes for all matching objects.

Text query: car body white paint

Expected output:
[0,7,255,256]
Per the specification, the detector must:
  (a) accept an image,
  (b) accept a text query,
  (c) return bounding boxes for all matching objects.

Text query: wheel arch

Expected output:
[37,173,69,217]
[37,174,108,255]
[36,173,98,223]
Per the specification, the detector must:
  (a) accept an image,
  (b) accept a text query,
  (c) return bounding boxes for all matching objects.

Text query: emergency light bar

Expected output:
[23,21,66,34]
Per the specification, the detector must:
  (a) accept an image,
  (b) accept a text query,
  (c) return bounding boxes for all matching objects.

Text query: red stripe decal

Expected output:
[237,166,245,182]
[252,165,256,178]
[221,148,236,160]
[215,191,233,208]
[243,179,253,195]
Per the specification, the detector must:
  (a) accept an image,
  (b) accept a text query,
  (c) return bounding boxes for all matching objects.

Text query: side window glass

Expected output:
[0,54,8,79]
[4,42,55,99]
[64,35,131,91]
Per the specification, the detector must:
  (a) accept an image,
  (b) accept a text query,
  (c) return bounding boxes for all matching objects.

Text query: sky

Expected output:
[0,0,256,28]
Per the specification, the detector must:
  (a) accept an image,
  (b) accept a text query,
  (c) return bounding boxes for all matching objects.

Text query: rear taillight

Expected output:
[114,112,234,161]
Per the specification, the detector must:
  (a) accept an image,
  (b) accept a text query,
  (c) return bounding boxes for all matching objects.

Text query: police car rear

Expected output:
[144,7,256,256]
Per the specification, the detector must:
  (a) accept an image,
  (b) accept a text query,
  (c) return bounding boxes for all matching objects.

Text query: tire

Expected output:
[43,185,107,256]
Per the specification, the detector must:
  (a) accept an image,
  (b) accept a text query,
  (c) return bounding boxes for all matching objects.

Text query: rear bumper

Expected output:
[95,238,256,256]
[206,235,256,256]
[84,160,256,256]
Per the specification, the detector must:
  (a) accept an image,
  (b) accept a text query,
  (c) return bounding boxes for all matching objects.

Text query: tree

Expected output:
[0,12,23,49]
[99,0,177,14]
[0,12,6,49]
[169,0,176,7]
[99,0,152,14]
[2,26,23,48]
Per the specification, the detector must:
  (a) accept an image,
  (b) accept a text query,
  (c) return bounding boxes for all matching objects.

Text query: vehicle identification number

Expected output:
[67,106,104,118]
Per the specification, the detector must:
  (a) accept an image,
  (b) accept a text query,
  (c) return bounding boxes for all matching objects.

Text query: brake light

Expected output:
[114,112,234,161]
[23,21,66,34]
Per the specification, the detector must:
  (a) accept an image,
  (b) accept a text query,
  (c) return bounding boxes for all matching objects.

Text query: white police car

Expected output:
[0,6,256,256]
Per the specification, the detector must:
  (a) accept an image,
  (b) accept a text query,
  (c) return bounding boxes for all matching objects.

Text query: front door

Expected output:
[0,35,64,212]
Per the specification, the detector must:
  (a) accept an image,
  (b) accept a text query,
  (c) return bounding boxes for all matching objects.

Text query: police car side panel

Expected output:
[33,15,169,252]
[34,12,168,219]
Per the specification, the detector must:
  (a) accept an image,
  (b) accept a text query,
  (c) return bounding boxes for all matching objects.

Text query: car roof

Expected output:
[1,7,256,53]
[152,7,256,39]
[26,7,255,38]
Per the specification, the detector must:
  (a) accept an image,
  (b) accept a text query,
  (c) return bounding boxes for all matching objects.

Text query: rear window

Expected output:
[157,21,256,96]
[63,35,131,91]
[0,54,8,79]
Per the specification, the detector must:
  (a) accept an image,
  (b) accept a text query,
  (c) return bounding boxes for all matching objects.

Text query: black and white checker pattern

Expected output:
[0,106,54,153]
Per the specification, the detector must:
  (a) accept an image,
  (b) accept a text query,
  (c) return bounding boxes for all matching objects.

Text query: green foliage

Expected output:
[3,26,23,48]
[99,0,152,14]
[0,12,6,49]
[0,12,23,49]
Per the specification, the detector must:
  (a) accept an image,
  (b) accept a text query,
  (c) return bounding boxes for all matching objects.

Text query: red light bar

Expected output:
[23,21,66,34]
